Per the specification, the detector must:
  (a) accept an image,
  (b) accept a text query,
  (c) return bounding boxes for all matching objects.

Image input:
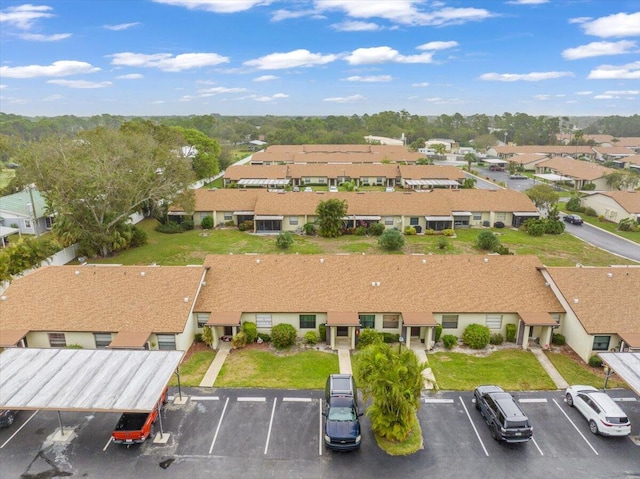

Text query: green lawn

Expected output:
[169,350,217,387]
[89,218,634,267]
[214,349,339,389]
[427,349,557,390]
[544,350,626,389]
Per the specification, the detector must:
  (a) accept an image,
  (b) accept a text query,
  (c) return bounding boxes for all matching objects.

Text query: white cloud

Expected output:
[587,61,640,79]
[416,41,458,51]
[345,46,433,65]
[48,79,113,89]
[151,100,165,104]
[253,75,278,82]
[323,94,366,103]
[562,40,637,60]
[103,22,140,31]
[314,1,493,27]
[0,60,100,78]
[272,93,288,98]
[580,12,640,38]
[43,94,63,101]
[603,90,639,95]
[506,0,548,4]
[479,71,574,81]
[594,95,614,100]
[109,52,229,71]
[271,8,320,21]
[152,0,274,13]
[252,93,289,102]
[342,75,392,82]
[533,94,550,100]
[0,4,53,29]
[17,32,71,41]
[575,91,593,95]
[331,20,380,31]
[198,86,248,95]
[412,82,430,87]
[116,73,143,79]
[244,49,338,70]
[0,84,6,89]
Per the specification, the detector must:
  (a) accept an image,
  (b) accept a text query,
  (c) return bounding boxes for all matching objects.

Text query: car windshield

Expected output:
[606,416,629,424]
[506,420,530,429]
[327,407,357,421]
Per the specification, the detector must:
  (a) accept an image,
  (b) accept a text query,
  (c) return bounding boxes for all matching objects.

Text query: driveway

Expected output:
[562,219,640,263]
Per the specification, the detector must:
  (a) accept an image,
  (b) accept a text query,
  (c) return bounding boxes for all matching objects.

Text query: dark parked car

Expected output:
[564,214,584,225]
[323,374,362,451]
[0,409,18,428]
[474,385,533,443]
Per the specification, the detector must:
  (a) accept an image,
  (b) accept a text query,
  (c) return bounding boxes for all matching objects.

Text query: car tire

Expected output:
[474,398,480,411]
[490,425,498,441]
[566,393,574,407]
[6,413,15,426]
[589,420,599,435]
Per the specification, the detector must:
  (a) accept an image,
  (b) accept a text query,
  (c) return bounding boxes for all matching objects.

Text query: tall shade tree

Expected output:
[172,126,221,180]
[316,198,347,238]
[356,343,427,441]
[17,123,195,257]
[525,184,559,211]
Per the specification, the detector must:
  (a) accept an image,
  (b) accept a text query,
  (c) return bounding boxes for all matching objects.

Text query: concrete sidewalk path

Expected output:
[530,347,569,390]
[412,347,437,390]
[199,342,232,387]
[337,345,352,374]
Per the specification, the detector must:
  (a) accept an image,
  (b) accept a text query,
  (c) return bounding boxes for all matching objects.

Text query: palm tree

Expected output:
[464,152,477,171]
[356,343,427,441]
[432,143,447,161]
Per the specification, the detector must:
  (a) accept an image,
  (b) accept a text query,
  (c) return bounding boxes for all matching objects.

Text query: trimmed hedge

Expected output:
[358,329,382,349]
[506,324,517,343]
[443,334,457,349]
[271,323,297,349]
[434,324,443,343]
[552,333,566,346]
[588,355,603,368]
[490,333,504,345]
[242,322,258,343]
[463,323,491,349]
[304,331,318,345]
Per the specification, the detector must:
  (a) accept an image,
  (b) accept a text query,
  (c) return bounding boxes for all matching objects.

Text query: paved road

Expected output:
[563,219,640,263]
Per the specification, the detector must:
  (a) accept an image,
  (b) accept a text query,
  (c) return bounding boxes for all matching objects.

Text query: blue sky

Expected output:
[0,0,638,117]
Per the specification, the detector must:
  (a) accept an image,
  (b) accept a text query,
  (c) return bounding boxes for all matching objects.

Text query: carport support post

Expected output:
[176,368,183,401]
[157,399,165,437]
[57,411,64,436]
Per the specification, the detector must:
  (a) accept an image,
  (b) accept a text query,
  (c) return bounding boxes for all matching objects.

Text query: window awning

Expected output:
[108,331,152,349]
[534,173,574,182]
[255,215,284,220]
[513,212,540,217]
[425,216,454,221]
[206,311,242,326]
[342,215,382,221]
[0,329,29,348]
[452,211,473,216]
[232,211,254,215]
[518,311,558,326]
[402,312,437,326]
[618,333,640,349]
[326,311,359,326]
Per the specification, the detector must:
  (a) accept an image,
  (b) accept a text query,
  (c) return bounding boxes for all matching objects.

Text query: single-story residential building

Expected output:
[174,188,540,233]
[249,144,426,165]
[593,146,637,164]
[0,264,207,351]
[540,265,640,362]
[0,188,51,236]
[581,191,640,223]
[535,156,616,190]
[489,145,595,161]
[506,154,550,171]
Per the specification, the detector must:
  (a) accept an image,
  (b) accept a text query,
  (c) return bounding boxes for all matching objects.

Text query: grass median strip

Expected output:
[214,349,339,389]
[543,350,626,389]
[427,349,557,391]
[169,350,217,387]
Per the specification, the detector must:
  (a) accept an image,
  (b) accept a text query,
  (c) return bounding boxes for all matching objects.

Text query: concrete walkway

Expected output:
[337,344,352,374]
[199,342,231,387]
[412,347,437,390]
[530,346,569,390]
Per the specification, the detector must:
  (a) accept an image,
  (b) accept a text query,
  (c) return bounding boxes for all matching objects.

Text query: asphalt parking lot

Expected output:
[1,388,638,479]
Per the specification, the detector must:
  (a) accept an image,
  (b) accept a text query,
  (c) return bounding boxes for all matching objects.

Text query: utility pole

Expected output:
[27,184,40,238]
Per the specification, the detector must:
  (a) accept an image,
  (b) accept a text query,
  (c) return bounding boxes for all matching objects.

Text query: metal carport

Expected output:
[598,352,640,397]
[0,348,184,441]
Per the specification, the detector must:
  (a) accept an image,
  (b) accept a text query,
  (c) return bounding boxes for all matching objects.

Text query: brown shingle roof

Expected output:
[437,189,538,213]
[590,190,640,214]
[546,266,640,336]
[224,165,288,181]
[495,146,594,155]
[195,255,563,316]
[593,146,636,156]
[536,156,615,181]
[251,144,425,164]
[507,154,549,165]
[398,165,465,180]
[0,265,206,334]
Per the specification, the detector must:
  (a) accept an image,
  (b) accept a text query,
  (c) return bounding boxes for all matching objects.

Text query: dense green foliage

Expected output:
[443,334,457,349]
[357,329,383,349]
[552,333,566,346]
[201,215,214,229]
[0,236,61,282]
[506,324,517,342]
[275,231,294,249]
[316,198,347,238]
[356,343,427,442]
[588,355,603,368]
[462,324,491,349]
[434,324,443,343]
[475,230,500,250]
[271,323,297,349]
[242,321,258,344]
[526,184,560,210]
[304,331,318,345]
[378,229,405,251]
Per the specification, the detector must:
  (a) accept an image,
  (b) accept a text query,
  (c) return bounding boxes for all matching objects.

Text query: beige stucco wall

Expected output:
[436,312,520,338]
[25,331,113,349]
[301,176,328,184]
[582,194,633,223]
[241,312,328,337]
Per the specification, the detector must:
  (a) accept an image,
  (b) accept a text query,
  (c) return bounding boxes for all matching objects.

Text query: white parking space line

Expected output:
[283,397,312,402]
[237,397,266,402]
[612,397,637,402]
[103,436,113,451]
[0,410,39,449]
[519,398,548,403]
[191,396,220,401]
[459,396,489,457]
[552,398,598,456]
[424,398,455,404]
[209,397,229,454]
[531,437,544,455]
[318,399,323,456]
[264,398,277,455]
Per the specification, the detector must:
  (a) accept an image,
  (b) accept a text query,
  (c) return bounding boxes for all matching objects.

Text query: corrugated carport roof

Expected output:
[0,348,183,412]
[598,352,640,397]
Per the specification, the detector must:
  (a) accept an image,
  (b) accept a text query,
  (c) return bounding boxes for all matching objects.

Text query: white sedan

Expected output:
[565,385,631,436]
